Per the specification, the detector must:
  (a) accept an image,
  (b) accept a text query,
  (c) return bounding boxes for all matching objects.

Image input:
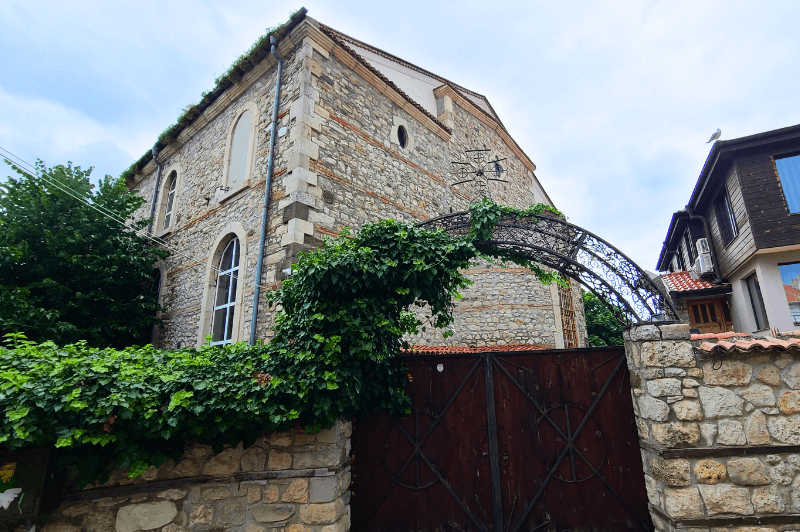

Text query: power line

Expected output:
[0,147,277,292]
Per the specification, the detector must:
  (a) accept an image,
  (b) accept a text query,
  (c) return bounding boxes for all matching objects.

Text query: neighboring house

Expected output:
[125,11,587,350]
[658,271,733,334]
[656,124,800,333]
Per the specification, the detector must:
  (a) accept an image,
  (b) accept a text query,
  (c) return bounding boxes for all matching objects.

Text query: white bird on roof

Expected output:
[707,129,722,143]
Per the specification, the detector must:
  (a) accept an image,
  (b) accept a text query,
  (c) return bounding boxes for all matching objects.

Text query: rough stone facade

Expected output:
[625,324,800,531]
[127,16,586,350]
[39,422,351,532]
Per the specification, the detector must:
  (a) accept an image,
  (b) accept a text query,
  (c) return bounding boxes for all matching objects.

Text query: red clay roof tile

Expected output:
[661,271,717,292]
[694,334,800,355]
[407,344,549,354]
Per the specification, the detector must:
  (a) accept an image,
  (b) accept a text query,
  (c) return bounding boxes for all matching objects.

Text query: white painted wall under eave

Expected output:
[347,42,440,116]
[728,249,800,333]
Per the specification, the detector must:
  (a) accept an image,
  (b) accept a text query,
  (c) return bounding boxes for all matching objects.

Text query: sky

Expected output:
[2,0,799,271]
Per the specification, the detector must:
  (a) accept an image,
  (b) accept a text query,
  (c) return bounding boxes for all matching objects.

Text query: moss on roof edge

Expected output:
[120,7,308,186]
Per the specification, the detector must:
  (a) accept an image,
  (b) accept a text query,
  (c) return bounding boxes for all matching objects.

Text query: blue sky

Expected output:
[2,0,799,271]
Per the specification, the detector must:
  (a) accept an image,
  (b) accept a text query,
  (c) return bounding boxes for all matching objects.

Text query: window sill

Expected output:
[156,227,175,239]
[218,181,251,204]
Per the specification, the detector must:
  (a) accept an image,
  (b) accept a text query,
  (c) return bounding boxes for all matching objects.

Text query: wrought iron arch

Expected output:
[419,211,680,325]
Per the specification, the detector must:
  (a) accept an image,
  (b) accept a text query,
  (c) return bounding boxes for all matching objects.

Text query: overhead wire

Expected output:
[0,147,278,292]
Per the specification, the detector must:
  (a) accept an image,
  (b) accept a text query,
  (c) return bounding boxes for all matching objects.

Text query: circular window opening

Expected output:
[397,125,408,149]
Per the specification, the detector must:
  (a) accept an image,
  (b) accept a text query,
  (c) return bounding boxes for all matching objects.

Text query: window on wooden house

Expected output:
[779,262,800,325]
[686,298,734,334]
[162,172,177,230]
[210,237,240,345]
[713,190,738,246]
[745,273,769,331]
[776,154,800,214]
[683,230,696,266]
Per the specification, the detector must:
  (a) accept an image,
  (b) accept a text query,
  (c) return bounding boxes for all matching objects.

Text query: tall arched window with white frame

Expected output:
[210,237,240,345]
[162,172,177,230]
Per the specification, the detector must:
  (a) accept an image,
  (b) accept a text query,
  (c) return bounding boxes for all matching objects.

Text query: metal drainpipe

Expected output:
[686,207,722,283]
[146,146,163,236]
[250,35,284,345]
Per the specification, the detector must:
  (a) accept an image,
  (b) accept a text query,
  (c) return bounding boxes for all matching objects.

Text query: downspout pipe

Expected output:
[686,206,722,283]
[147,146,163,236]
[250,35,283,345]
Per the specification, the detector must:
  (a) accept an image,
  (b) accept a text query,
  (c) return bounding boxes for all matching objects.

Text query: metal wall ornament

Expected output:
[451,149,509,201]
[419,210,679,325]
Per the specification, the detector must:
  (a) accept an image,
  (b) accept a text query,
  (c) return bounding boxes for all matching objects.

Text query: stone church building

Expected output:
[125,10,587,350]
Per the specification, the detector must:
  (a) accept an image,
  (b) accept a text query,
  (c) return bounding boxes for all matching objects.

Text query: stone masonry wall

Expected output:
[625,324,800,531]
[293,28,584,348]
[130,41,304,348]
[39,421,351,532]
[127,19,585,350]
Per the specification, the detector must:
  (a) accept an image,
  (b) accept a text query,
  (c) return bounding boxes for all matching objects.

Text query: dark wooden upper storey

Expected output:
[657,124,800,280]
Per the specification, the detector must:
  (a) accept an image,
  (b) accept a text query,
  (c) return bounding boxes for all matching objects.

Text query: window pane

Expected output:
[684,232,696,263]
[692,305,701,324]
[226,308,235,341]
[220,240,235,271]
[709,304,717,323]
[165,189,175,217]
[746,274,769,330]
[779,262,800,325]
[228,110,253,190]
[776,154,800,214]
[216,273,231,306]
[229,275,238,305]
[714,191,737,245]
[212,308,227,342]
[700,304,709,323]
[163,174,177,230]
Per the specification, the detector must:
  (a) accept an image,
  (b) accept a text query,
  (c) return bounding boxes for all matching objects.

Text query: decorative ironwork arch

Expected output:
[419,211,680,325]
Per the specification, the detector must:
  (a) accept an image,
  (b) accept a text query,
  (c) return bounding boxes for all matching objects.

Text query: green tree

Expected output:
[0,160,167,347]
[583,290,624,346]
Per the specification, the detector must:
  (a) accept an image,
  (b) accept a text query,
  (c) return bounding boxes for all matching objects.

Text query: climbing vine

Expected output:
[0,200,561,485]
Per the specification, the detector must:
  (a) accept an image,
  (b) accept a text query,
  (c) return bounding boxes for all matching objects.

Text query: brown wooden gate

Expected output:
[351,347,653,532]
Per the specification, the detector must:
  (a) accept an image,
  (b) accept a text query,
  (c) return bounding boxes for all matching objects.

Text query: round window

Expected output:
[397,125,408,149]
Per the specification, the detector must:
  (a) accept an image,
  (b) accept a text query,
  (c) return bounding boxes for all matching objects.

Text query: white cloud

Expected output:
[2,0,800,270]
[0,86,154,177]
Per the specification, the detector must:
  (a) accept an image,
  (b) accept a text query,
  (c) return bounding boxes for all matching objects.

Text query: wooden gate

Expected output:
[351,347,653,532]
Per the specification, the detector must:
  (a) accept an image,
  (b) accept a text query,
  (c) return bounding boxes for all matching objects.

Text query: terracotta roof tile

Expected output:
[690,332,749,340]
[694,334,800,355]
[407,344,549,354]
[661,271,717,292]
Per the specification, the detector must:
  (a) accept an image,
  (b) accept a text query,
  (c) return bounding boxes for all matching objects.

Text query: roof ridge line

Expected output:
[317,23,497,114]
[318,25,452,135]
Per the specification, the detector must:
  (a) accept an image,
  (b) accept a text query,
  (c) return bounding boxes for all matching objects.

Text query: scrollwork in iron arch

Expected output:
[418,211,680,326]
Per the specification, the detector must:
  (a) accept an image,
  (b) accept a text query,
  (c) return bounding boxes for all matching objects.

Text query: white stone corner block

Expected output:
[292,166,318,187]
[284,175,308,194]
[287,217,314,236]
[281,231,306,247]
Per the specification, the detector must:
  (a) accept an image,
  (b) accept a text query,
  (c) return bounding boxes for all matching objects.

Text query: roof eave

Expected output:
[688,123,800,210]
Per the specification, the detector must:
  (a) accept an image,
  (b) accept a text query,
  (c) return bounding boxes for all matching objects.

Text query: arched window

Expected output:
[227,110,253,191]
[162,172,177,230]
[210,237,240,345]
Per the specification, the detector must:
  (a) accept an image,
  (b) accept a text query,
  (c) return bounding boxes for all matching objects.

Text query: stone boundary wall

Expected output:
[38,421,352,532]
[625,324,800,531]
